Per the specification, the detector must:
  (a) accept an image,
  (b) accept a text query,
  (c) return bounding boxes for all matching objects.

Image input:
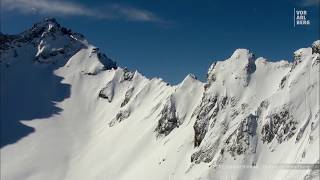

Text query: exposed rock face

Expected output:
[279,75,287,89]
[207,62,217,82]
[219,96,229,109]
[189,42,319,169]
[155,96,179,136]
[121,86,135,107]
[34,21,82,63]
[192,94,218,147]
[121,68,135,82]
[312,40,320,54]
[0,18,116,70]
[191,137,221,163]
[99,81,115,102]
[0,34,19,51]
[109,109,131,127]
[226,114,258,156]
[93,48,117,70]
[191,114,258,163]
[312,41,320,66]
[261,105,297,144]
[1,18,84,64]
[98,68,136,104]
[189,45,311,165]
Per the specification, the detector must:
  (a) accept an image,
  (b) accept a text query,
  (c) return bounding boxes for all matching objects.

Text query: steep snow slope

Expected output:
[0,19,319,180]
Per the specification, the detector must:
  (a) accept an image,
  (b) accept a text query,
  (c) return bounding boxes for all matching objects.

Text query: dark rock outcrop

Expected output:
[279,75,287,89]
[121,68,135,82]
[191,137,221,163]
[109,109,131,127]
[121,87,135,107]
[261,105,297,144]
[192,95,218,147]
[90,47,117,70]
[98,81,114,102]
[155,96,179,136]
[226,114,258,156]
[312,40,320,54]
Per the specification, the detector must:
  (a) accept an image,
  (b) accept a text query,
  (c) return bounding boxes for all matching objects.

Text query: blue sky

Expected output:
[1,0,319,84]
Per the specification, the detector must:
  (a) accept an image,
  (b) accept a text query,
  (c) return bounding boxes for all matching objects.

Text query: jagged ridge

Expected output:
[1,19,319,180]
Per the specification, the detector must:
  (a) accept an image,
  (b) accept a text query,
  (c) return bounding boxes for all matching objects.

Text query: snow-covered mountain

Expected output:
[1,18,319,180]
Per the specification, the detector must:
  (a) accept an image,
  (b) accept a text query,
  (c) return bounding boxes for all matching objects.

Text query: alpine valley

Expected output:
[1,18,319,180]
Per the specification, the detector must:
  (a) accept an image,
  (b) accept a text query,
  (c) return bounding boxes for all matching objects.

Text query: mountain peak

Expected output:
[206,48,256,85]
[179,73,198,86]
[35,17,59,27]
[16,17,86,43]
[21,18,61,36]
[185,73,197,80]
[0,18,116,71]
[230,48,255,62]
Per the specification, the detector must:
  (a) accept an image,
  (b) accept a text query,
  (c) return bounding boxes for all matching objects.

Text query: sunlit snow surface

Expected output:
[1,19,319,180]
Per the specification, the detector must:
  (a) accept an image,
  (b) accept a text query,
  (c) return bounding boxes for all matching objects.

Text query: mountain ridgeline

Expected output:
[1,18,319,180]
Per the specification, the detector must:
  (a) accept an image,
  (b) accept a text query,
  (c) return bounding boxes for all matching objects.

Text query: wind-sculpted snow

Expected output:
[0,19,319,180]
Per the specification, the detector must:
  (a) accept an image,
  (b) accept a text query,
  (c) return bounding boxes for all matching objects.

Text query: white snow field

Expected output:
[1,18,319,180]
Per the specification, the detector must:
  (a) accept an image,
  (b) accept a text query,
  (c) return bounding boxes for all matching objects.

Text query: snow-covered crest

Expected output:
[1,19,319,180]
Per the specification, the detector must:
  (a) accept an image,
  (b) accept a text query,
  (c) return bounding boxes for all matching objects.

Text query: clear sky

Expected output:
[1,0,319,84]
